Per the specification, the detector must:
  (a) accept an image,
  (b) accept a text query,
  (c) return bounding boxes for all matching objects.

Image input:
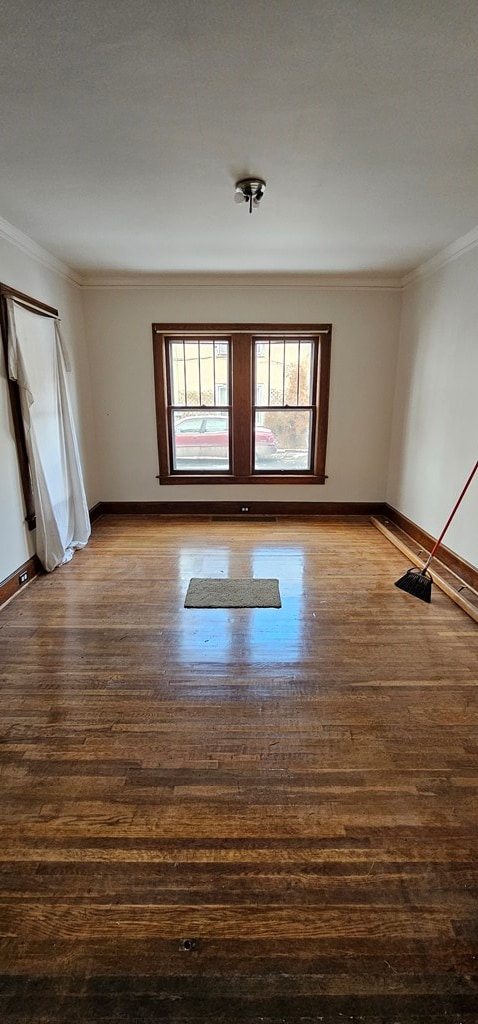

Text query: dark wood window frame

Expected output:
[152,323,331,486]
[0,283,59,529]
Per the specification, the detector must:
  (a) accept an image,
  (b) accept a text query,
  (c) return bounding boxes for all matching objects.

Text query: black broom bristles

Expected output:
[395,567,433,603]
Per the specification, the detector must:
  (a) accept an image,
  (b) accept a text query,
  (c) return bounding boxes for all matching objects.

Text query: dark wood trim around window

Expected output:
[152,323,332,486]
[0,283,59,529]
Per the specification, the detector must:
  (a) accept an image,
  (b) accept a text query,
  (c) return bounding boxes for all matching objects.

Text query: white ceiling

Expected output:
[1,0,478,277]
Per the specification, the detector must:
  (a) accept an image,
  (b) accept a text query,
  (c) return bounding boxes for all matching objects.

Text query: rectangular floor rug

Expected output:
[184,577,281,608]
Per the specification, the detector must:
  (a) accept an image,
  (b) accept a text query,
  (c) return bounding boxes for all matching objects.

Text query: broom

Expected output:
[395,459,478,603]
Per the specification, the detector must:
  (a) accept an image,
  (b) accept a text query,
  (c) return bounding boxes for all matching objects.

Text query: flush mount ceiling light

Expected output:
[234,177,266,214]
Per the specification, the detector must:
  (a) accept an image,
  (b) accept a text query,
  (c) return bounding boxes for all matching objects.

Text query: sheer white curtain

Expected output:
[7,298,91,572]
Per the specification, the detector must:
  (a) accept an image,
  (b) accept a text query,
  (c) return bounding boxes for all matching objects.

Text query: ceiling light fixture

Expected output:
[234,177,266,214]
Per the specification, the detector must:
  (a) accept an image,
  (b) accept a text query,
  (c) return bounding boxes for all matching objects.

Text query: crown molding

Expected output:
[80,270,403,290]
[0,214,83,287]
[3,208,478,293]
[402,223,478,288]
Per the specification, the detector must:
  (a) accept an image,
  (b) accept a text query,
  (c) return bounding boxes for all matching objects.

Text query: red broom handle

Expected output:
[423,460,478,571]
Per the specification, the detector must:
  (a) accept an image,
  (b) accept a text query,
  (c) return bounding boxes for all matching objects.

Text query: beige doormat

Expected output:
[184,577,281,608]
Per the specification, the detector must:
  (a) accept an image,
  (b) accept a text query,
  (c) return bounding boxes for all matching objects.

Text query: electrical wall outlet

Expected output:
[19,571,28,584]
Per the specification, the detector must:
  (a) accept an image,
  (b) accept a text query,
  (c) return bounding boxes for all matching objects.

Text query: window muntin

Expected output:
[153,324,331,485]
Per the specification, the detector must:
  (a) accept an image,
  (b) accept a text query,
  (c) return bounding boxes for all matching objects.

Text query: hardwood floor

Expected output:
[0,515,477,1023]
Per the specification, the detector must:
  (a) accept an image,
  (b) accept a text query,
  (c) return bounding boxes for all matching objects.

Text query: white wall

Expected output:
[388,247,478,568]
[0,233,99,583]
[83,280,401,504]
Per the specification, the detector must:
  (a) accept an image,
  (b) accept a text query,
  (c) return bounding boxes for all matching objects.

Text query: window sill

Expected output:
[158,473,327,486]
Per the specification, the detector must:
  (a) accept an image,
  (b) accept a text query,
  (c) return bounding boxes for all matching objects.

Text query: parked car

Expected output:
[174,415,277,458]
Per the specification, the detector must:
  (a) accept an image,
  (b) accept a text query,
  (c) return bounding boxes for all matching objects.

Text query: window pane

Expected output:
[169,338,229,407]
[172,410,230,471]
[184,342,200,404]
[170,342,186,404]
[298,342,313,404]
[255,338,313,407]
[212,342,229,404]
[215,382,228,405]
[256,341,270,405]
[269,341,286,406]
[198,340,214,405]
[254,410,312,471]
[175,416,203,433]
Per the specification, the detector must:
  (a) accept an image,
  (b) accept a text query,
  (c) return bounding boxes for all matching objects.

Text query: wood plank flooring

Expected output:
[0,515,477,1023]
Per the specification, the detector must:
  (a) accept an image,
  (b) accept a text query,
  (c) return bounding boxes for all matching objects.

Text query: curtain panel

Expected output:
[6,298,90,571]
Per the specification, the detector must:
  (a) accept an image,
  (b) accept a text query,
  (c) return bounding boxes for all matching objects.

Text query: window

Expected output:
[152,323,331,485]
